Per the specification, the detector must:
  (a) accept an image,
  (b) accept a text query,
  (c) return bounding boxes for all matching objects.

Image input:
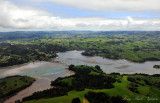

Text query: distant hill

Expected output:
[0,31,160,40]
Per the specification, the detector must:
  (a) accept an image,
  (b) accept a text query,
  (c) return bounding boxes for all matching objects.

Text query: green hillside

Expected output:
[22,65,160,103]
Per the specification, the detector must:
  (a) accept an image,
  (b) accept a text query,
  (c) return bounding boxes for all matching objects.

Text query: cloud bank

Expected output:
[0,0,160,31]
[32,0,160,12]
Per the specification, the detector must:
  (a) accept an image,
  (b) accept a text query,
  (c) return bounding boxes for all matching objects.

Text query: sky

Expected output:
[0,0,160,31]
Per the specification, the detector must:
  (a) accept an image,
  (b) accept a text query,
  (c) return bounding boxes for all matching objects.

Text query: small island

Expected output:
[153,65,160,69]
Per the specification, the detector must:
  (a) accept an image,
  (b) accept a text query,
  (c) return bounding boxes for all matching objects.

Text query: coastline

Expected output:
[0,76,35,103]
[0,61,39,69]
[81,52,160,63]
[4,68,74,103]
[65,68,75,75]
[0,57,57,69]
[0,57,68,70]
[4,77,50,103]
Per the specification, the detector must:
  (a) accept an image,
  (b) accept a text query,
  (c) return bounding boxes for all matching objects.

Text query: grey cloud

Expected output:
[33,0,160,12]
[0,0,160,31]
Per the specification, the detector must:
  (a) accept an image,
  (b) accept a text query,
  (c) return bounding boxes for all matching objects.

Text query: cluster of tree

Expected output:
[128,82,139,93]
[82,49,109,57]
[153,65,160,69]
[82,49,123,60]
[85,91,128,103]
[68,65,104,74]
[22,87,69,102]
[141,58,160,62]
[143,79,152,85]
[82,49,160,62]
[72,98,80,103]
[82,50,96,56]
[127,75,160,92]
[51,65,116,91]
[127,77,137,83]
[0,43,68,67]
[152,74,160,77]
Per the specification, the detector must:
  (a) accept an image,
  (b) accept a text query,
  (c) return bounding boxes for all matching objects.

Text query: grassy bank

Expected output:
[0,75,35,103]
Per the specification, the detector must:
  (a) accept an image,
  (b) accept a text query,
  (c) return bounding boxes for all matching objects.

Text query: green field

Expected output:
[28,76,159,103]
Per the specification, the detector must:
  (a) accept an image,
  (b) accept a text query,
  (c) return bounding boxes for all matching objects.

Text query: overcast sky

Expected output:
[0,0,160,31]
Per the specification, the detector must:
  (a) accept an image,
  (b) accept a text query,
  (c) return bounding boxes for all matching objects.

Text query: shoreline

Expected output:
[4,68,74,103]
[0,61,39,69]
[65,68,75,75]
[0,57,57,69]
[1,50,160,69]
[0,58,68,69]
[81,51,160,63]
[4,77,51,103]
[1,76,35,103]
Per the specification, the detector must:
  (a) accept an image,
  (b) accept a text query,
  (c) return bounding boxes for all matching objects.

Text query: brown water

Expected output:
[0,62,70,103]
[1,50,160,103]
[4,78,51,103]
[56,50,160,74]
[4,70,72,103]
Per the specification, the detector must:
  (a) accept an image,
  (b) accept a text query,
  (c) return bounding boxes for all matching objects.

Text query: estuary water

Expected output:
[1,50,160,78]
[1,50,160,103]
[56,50,160,74]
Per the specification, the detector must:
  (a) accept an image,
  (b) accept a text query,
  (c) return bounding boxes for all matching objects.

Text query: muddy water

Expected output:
[4,78,51,103]
[56,50,160,74]
[0,62,68,78]
[0,62,70,103]
[4,70,71,103]
[1,50,159,79]
[1,50,160,103]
